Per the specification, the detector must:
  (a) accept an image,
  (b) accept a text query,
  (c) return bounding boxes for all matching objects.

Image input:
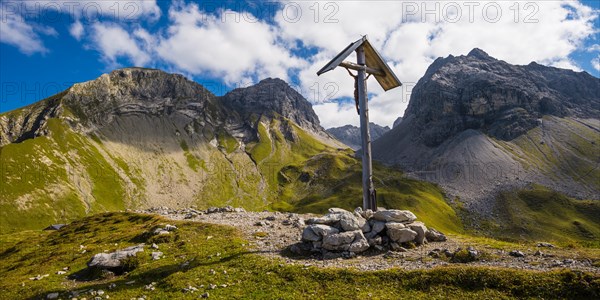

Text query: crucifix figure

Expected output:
[317,35,402,211]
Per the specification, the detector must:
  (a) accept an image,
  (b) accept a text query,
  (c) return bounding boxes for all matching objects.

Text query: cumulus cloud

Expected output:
[0,4,57,55]
[69,20,84,40]
[313,102,361,128]
[91,23,151,67]
[275,1,599,127]
[592,56,600,72]
[0,1,160,54]
[588,44,600,52]
[156,2,303,84]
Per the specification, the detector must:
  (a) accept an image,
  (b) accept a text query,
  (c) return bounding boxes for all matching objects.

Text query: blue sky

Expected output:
[1,0,599,128]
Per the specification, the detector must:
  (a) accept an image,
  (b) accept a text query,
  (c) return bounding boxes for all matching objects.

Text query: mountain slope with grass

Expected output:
[0,68,450,234]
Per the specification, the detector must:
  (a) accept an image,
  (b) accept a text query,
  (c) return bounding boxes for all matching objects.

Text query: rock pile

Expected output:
[291,207,446,258]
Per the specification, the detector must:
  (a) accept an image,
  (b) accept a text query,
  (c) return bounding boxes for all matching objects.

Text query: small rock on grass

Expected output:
[509,250,525,257]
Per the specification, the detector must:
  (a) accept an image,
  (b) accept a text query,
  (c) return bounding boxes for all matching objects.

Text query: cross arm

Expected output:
[339,61,385,76]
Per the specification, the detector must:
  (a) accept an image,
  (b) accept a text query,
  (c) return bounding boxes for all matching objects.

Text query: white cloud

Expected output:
[588,44,600,52]
[0,5,56,55]
[69,20,84,40]
[156,2,303,84]
[91,23,151,67]
[313,102,360,129]
[592,56,600,72]
[275,1,599,127]
[0,1,160,54]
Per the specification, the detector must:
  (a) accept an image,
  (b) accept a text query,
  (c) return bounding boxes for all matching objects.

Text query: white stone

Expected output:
[407,222,428,244]
[373,210,417,223]
[387,227,418,243]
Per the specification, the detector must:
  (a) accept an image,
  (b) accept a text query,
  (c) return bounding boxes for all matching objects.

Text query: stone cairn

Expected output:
[291,207,446,259]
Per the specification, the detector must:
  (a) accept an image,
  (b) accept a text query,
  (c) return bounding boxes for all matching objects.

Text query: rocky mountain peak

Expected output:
[467,48,493,60]
[70,68,212,103]
[404,50,600,147]
[326,123,390,150]
[221,77,322,132]
[393,117,403,128]
[61,68,218,127]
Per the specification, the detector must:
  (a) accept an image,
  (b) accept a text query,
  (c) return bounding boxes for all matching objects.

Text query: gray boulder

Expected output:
[328,208,349,214]
[369,220,387,235]
[385,222,405,231]
[348,231,370,253]
[425,228,447,242]
[307,208,361,231]
[339,213,361,231]
[367,235,382,246]
[88,244,144,269]
[387,226,417,243]
[153,228,171,235]
[322,230,369,253]
[353,209,370,233]
[151,251,163,260]
[302,224,339,242]
[407,222,428,244]
[322,231,356,251]
[306,214,340,226]
[373,210,417,223]
[301,226,321,242]
[361,209,374,220]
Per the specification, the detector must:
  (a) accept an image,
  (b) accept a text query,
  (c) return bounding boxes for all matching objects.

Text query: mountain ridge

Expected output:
[1,68,451,235]
[326,123,390,150]
[373,49,600,216]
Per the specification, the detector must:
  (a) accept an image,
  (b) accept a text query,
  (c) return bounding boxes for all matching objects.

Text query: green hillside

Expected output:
[0,212,597,299]
[0,111,461,236]
[490,185,600,247]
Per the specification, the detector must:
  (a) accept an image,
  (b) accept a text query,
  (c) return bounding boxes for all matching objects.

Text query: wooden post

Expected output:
[316,36,401,212]
[356,45,376,211]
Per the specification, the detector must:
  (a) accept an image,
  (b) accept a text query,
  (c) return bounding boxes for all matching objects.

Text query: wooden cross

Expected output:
[317,35,402,211]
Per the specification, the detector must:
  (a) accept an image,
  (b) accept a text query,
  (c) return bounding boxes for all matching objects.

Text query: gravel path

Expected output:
[139,208,600,273]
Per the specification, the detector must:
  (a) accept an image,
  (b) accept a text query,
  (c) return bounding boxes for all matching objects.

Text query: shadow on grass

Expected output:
[26,249,271,300]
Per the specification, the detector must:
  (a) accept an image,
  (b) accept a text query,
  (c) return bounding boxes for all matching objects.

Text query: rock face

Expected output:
[326,123,390,150]
[373,49,600,209]
[404,48,599,147]
[393,117,403,128]
[221,78,323,134]
[293,207,446,258]
[0,69,341,148]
